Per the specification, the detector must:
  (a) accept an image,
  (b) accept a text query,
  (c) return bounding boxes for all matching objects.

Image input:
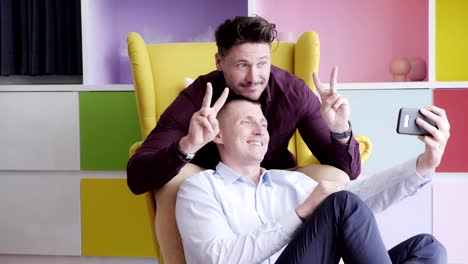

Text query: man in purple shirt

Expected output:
[127,16,360,263]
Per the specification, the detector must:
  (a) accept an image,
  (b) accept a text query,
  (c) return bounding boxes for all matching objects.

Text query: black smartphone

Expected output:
[396,108,437,136]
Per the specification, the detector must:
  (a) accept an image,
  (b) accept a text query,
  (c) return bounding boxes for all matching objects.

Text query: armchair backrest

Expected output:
[127,31,321,157]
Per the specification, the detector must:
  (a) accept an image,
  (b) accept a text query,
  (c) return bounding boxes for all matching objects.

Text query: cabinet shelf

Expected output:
[328,81,468,90]
[2,82,467,92]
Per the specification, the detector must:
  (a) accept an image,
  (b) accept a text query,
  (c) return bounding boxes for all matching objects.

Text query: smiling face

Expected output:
[214,99,269,167]
[216,43,271,101]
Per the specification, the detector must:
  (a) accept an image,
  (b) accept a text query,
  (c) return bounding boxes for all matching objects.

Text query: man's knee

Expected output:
[328,190,365,207]
[413,234,447,263]
[325,191,373,218]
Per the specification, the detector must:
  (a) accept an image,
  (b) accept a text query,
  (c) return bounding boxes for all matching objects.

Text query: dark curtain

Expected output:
[0,0,82,76]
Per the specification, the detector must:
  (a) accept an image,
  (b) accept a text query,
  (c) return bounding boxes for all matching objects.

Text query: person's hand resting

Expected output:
[415,105,451,175]
[295,181,344,220]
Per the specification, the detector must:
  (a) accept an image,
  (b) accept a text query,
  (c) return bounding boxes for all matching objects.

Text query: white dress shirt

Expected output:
[176,157,432,264]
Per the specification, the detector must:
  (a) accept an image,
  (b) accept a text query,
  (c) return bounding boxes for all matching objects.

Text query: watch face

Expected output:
[177,143,196,161]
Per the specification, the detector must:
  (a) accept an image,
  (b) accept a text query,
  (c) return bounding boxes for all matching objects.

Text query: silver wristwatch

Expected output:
[176,143,196,161]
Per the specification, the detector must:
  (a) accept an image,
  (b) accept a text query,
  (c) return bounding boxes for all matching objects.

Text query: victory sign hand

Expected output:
[179,82,229,154]
[313,66,350,133]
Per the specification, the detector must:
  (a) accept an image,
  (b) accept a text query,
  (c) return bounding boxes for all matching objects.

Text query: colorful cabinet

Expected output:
[1,1,468,263]
[255,0,468,262]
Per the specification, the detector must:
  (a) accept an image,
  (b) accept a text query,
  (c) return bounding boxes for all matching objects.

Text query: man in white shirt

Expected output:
[176,97,450,264]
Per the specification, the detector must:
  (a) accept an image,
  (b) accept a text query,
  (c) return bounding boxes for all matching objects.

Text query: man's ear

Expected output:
[213,132,223,144]
[215,53,222,70]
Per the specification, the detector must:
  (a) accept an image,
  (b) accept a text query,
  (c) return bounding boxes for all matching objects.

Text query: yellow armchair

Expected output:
[127,31,372,263]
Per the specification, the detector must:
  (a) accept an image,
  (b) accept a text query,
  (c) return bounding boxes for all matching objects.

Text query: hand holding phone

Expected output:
[396,108,437,136]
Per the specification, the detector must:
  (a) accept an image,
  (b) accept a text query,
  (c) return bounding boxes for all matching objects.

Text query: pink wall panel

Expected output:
[433,179,468,264]
[433,89,468,172]
[255,0,428,83]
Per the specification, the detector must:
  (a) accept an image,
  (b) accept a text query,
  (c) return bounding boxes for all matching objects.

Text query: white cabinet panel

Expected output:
[375,184,432,249]
[0,92,80,170]
[433,174,468,264]
[0,171,81,255]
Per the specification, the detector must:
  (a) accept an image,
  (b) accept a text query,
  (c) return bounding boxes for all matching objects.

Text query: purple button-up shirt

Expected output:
[127,66,360,194]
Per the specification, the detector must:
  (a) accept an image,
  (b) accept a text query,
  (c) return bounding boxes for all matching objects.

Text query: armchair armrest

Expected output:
[129,141,143,157]
[354,135,372,163]
[127,140,163,261]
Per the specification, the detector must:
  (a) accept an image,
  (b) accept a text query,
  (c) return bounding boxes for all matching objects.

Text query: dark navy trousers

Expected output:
[276,191,447,264]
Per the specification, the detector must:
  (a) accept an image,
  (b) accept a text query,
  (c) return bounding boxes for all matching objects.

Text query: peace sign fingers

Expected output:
[202,82,214,109]
[201,83,229,114]
[313,71,326,97]
[314,66,339,98]
[329,66,338,95]
[212,88,229,113]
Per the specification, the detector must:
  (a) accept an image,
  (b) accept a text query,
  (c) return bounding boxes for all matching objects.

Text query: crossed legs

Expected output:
[276,191,447,264]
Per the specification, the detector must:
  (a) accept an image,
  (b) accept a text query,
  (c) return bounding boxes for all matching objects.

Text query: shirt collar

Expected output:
[215,162,271,187]
[262,170,272,186]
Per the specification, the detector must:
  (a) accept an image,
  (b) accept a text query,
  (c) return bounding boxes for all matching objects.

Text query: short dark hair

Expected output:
[217,97,262,123]
[215,16,277,57]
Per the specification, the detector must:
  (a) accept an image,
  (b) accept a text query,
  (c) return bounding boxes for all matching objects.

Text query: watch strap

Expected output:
[176,142,196,161]
[331,121,352,140]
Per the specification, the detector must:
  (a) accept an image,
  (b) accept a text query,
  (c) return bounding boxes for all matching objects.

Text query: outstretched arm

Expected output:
[344,105,451,213]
